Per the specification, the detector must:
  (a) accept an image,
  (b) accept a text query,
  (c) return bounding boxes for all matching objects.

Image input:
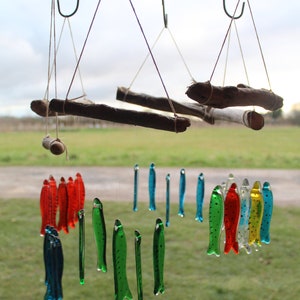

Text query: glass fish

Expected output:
[249,181,264,247]
[49,175,58,229]
[57,177,69,234]
[148,163,156,211]
[74,173,85,223]
[207,185,224,257]
[195,173,205,222]
[165,174,171,227]
[133,164,139,211]
[260,182,273,244]
[112,219,133,300]
[40,179,51,236]
[178,168,186,217]
[153,218,165,295]
[92,198,107,272]
[43,226,63,300]
[78,210,85,285]
[134,230,143,300]
[238,179,252,254]
[67,177,76,228]
[224,183,240,254]
[225,173,235,195]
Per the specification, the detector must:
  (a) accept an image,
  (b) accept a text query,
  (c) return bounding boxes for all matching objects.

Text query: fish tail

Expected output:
[233,241,239,254]
[207,244,220,257]
[261,234,270,244]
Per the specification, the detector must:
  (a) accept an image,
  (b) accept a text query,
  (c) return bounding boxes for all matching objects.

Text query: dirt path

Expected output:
[1,166,299,206]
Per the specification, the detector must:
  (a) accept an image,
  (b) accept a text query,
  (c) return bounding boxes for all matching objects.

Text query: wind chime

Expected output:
[35,1,277,299]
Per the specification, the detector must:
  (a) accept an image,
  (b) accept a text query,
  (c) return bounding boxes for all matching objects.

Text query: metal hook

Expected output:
[223,0,245,19]
[57,0,79,18]
[162,0,168,28]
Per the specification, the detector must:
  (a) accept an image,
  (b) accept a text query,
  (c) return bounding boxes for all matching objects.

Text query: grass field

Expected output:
[0,199,300,300]
[0,125,299,299]
[0,126,299,168]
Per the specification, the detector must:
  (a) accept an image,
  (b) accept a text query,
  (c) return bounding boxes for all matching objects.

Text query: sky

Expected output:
[1,0,299,117]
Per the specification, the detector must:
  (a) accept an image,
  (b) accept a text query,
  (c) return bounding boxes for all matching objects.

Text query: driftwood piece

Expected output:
[117,87,264,130]
[48,99,191,133]
[116,86,214,123]
[186,81,283,111]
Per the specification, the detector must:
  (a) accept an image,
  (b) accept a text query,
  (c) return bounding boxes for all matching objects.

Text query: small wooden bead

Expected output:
[50,139,65,155]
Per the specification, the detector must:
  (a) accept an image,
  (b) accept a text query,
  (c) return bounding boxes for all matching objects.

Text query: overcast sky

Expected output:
[1,0,299,117]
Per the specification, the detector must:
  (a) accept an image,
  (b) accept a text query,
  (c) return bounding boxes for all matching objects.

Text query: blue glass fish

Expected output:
[78,210,85,285]
[112,219,133,300]
[153,218,165,295]
[148,163,156,211]
[178,168,186,217]
[165,174,171,227]
[260,182,273,244]
[133,164,139,212]
[92,198,107,272]
[195,173,205,222]
[207,186,224,257]
[134,230,143,300]
[238,179,252,254]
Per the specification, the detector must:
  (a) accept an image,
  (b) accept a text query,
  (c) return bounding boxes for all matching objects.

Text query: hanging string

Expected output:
[65,0,102,100]
[167,28,195,82]
[210,0,242,82]
[127,27,165,91]
[128,0,177,117]
[247,0,271,90]
[222,24,232,86]
[67,18,86,99]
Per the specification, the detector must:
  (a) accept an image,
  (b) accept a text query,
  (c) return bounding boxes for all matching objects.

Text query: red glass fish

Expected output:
[224,183,240,254]
[40,179,51,236]
[74,173,85,223]
[57,177,69,234]
[67,177,76,228]
[49,175,58,229]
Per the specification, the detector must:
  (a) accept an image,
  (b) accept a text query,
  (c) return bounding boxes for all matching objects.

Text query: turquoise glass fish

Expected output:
[148,163,156,211]
[178,168,186,217]
[165,174,171,227]
[195,173,205,222]
[134,230,143,300]
[133,164,139,211]
[92,198,107,272]
[153,218,165,295]
[249,181,264,247]
[207,186,224,257]
[260,182,273,244]
[224,183,240,254]
[113,219,133,300]
[238,179,252,254]
[78,210,85,285]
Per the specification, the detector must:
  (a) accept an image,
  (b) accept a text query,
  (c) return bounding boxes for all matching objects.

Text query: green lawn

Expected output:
[0,126,299,168]
[1,199,299,299]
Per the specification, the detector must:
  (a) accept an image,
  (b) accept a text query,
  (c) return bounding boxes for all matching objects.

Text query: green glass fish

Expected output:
[134,230,143,300]
[207,185,224,257]
[113,219,133,300]
[153,218,165,295]
[92,198,107,272]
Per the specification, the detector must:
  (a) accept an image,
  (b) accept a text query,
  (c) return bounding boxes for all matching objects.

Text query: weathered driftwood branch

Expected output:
[48,99,191,133]
[116,87,264,130]
[186,81,283,111]
[116,86,214,123]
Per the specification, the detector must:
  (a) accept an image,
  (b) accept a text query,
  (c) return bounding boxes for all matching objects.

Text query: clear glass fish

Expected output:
[238,179,252,254]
